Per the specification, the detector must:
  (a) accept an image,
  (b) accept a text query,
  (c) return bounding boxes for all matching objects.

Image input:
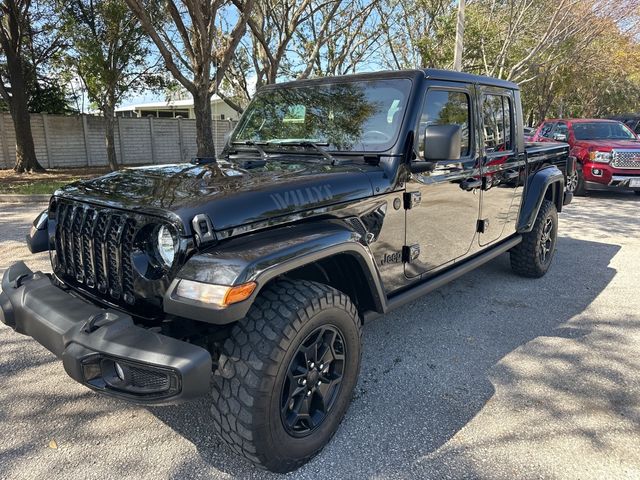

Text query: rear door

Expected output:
[404,82,481,278]
[478,88,524,245]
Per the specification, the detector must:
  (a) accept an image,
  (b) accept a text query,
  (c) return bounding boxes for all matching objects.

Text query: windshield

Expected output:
[231,79,412,152]
[573,122,637,141]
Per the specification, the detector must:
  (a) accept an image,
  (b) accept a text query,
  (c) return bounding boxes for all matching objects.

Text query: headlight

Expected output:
[589,151,612,163]
[175,279,257,307]
[157,225,177,266]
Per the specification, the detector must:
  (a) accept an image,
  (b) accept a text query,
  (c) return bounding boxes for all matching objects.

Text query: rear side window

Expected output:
[419,89,470,158]
[482,94,513,153]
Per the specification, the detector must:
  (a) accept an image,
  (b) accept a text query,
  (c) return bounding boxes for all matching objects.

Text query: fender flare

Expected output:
[163,220,386,324]
[516,165,564,233]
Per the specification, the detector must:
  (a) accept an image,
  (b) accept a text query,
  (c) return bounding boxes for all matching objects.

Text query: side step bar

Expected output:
[363,235,522,322]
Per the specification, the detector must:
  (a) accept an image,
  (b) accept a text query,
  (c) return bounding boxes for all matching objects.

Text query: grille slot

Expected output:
[54,200,138,306]
[128,366,170,391]
[611,150,640,169]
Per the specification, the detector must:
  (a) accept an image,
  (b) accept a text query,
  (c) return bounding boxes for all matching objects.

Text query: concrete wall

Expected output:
[0,112,236,169]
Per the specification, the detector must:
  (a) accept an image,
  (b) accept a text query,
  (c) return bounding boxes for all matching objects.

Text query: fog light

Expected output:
[82,356,180,397]
[592,168,603,176]
[114,362,125,381]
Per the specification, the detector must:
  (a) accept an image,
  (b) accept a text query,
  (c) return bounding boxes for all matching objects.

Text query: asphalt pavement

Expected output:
[1,192,639,479]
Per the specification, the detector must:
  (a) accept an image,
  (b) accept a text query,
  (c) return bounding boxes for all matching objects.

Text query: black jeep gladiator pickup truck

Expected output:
[0,69,574,472]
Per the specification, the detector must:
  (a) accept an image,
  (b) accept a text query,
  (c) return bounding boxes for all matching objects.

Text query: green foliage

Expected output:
[403,0,640,125]
[57,0,159,112]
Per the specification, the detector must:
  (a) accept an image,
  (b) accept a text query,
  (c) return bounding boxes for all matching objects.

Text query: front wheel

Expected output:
[565,170,579,194]
[573,167,586,196]
[510,199,558,278]
[210,279,362,473]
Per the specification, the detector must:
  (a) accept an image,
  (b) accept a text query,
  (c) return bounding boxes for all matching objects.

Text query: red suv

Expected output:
[532,118,640,196]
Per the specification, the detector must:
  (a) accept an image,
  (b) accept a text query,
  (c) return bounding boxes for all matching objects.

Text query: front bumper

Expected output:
[582,162,640,189]
[0,262,212,405]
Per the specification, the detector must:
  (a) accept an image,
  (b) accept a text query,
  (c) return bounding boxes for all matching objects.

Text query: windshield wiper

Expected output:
[269,140,343,165]
[231,140,269,161]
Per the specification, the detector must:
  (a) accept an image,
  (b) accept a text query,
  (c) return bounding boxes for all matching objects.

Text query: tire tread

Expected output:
[210,279,360,472]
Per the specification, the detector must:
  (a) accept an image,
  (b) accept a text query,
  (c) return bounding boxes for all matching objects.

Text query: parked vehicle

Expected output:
[0,69,574,473]
[531,118,640,195]
[524,125,536,140]
[608,114,640,135]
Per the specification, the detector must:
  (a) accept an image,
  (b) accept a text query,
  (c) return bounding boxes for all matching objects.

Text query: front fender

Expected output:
[517,165,564,233]
[163,220,385,324]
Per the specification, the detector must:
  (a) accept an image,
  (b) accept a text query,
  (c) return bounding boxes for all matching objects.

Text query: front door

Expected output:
[478,89,524,245]
[405,83,481,278]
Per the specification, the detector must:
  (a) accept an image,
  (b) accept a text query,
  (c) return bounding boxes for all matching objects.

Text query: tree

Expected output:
[222,0,384,111]
[0,0,59,172]
[124,0,255,159]
[59,0,160,171]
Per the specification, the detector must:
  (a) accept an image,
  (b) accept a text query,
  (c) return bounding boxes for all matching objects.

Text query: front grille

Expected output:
[53,199,138,306]
[611,150,640,169]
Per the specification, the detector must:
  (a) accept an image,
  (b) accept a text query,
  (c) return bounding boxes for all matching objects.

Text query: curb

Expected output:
[0,194,50,203]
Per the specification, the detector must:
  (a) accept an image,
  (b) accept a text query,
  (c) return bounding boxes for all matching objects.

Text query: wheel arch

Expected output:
[165,220,387,324]
[517,165,564,233]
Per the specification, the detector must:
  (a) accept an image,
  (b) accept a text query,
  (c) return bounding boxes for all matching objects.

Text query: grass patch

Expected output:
[1,179,82,195]
[0,167,110,195]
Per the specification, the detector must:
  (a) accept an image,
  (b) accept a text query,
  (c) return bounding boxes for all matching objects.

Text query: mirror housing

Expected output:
[26,210,50,253]
[423,124,462,161]
[553,132,568,142]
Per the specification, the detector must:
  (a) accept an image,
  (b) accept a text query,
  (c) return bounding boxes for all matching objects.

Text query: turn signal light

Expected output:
[224,282,257,306]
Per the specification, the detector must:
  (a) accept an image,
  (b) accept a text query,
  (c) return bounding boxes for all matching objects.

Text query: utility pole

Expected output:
[453,0,465,71]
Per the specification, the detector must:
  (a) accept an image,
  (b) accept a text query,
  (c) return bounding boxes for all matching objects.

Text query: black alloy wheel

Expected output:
[539,216,555,266]
[210,279,362,473]
[281,325,346,437]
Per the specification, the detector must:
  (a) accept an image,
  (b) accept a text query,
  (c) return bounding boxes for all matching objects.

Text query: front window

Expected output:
[573,122,637,141]
[231,79,412,152]
[418,89,471,158]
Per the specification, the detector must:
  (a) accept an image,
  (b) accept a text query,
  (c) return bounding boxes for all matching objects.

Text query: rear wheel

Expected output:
[510,199,558,278]
[210,279,361,473]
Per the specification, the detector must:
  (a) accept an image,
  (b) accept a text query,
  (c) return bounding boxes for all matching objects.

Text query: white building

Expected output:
[115,96,241,121]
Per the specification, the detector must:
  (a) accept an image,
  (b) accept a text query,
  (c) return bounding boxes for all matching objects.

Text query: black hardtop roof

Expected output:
[260,68,519,91]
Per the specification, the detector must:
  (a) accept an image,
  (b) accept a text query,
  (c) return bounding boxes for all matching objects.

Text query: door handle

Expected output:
[460,177,482,191]
[504,169,520,180]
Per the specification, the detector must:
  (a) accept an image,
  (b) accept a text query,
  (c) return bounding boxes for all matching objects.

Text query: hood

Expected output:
[56,160,377,234]
[573,139,640,150]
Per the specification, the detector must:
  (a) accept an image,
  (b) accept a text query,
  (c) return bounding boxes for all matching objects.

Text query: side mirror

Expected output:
[26,210,50,253]
[410,124,461,173]
[553,132,568,142]
[423,124,462,161]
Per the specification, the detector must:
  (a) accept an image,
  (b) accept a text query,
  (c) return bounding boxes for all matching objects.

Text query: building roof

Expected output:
[116,96,225,112]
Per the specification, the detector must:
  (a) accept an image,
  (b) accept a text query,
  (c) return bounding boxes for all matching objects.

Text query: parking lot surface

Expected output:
[1,192,640,480]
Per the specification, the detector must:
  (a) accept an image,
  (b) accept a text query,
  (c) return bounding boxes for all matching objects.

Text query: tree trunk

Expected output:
[103,103,119,171]
[7,56,44,173]
[193,88,215,159]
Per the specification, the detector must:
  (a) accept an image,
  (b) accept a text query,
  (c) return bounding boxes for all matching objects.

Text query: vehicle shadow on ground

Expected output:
[150,235,623,478]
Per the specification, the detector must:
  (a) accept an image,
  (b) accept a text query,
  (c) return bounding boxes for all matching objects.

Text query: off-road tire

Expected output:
[210,279,362,473]
[573,166,586,196]
[510,199,558,278]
